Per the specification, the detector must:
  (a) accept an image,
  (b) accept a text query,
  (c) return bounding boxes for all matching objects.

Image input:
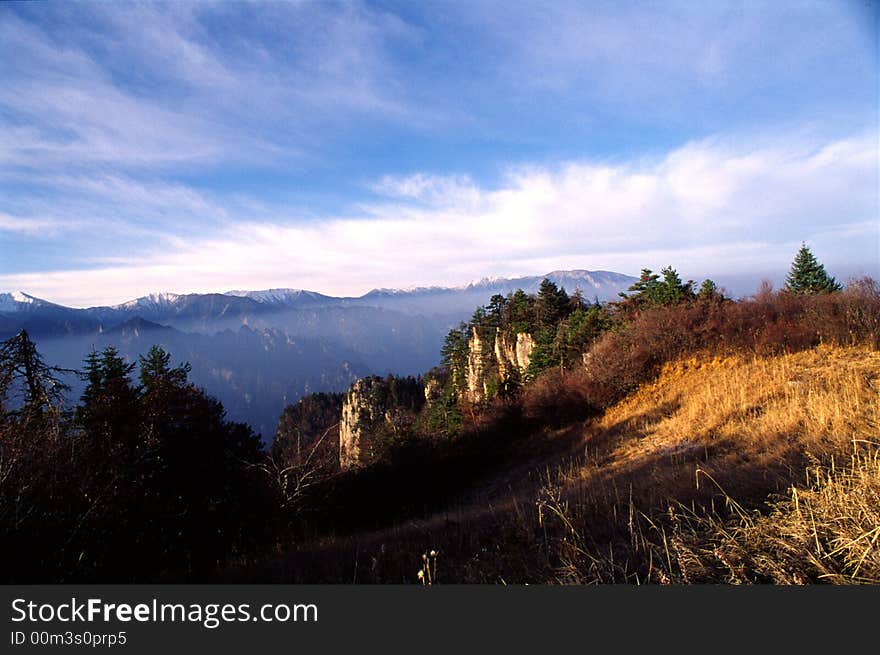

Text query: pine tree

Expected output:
[440,323,469,394]
[507,289,533,333]
[618,267,694,309]
[0,330,70,419]
[658,267,695,305]
[139,345,190,391]
[535,279,569,327]
[77,346,139,451]
[784,243,842,294]
[697,278,719,302]
[568,287,586,312]
[485,294,507,327]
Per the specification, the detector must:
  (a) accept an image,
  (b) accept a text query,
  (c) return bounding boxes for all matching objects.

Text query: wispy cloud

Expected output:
[0,2,421,174]
[369,173,482,207]
[2,130,874,306]
[0,213,80,236]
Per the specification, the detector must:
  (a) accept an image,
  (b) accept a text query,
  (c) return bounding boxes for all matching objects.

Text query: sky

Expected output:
[0,0,877,307]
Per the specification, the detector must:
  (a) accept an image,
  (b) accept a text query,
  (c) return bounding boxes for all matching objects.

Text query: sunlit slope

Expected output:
[541,345,880,583]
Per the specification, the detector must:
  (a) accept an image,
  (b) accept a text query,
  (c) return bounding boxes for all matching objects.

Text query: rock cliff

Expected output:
[339,378,377,469]
[339,375,425,469]
[462,327,534,403]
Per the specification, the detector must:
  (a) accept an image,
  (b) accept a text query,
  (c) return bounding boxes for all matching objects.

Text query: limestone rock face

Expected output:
[462,326,535,403]
[339,375,425,469]
[465,327,488,403]
[339,378,376,470]
[515,332,535,372]
[424,378,442,403]
[494,329,534,382]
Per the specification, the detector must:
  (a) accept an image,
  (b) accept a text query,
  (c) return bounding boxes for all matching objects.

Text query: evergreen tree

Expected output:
[697,278,719,302]
[619,269,661,307]
[524,280,570,379]
[440,323,469,393]
[564,303,613,362]
[139,345,190,391]
[485,294,507,327]
[535,279,569,327]
[77,347,139,452]
[784,243,842,294]
[0,330,70,420]
[79,349,102,408]
[658,266,695,305]
[506,289,533,333]
[618,267,694,309]
[272,392,343,465]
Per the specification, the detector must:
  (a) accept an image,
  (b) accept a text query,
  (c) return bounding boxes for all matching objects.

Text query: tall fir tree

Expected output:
[784,243,842,294]
[535,279,569,327]
[0,330,70,419]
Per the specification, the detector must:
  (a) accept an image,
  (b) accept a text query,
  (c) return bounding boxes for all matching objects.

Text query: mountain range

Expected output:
[0,269,636,438]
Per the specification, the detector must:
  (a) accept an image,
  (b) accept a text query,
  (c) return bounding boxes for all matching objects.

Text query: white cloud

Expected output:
[0,213,79,236]
[2,130,875,307]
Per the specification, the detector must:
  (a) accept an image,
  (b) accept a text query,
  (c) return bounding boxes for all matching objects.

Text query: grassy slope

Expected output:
[263,345,879,584]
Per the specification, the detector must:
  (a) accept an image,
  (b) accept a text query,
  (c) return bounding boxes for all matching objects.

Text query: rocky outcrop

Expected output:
[424,378,442,403]
[494,329,534,382]
[462,327,535,404]
[465,327,489,403]
[339,378,377,469]
[339,375,425,469]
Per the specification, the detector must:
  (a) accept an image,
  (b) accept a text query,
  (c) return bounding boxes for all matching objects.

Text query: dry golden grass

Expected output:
[661,446,880,584]
[539,344,880,583]
[600,345,878,464]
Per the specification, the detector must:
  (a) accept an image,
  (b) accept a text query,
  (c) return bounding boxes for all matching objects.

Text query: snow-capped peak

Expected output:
[11,291,35,303]
[366,284,449,296]
[115,292,182,310]
[0,291,47,312]
[459,276,506,290]
[225,288,310,304]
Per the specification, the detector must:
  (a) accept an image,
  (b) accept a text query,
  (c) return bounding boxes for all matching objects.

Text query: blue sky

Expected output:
[0,0,877,306]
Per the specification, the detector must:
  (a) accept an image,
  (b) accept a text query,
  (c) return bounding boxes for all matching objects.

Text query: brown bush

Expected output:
[581,281,880,409]
[520,367,601,427]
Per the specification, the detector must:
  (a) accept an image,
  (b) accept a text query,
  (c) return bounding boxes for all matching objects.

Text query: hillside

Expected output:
[265,344,879,583]
[3,262,877,584]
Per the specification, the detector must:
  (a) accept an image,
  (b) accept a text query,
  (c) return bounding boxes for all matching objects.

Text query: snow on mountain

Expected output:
[113,292,183,311]
[2,269,637,321]
[224,288,332,305]
[0,291,51,312]
[363,285,451,297]
[460,276,507,290]
[446,270,635,296]
[542,270,635,291]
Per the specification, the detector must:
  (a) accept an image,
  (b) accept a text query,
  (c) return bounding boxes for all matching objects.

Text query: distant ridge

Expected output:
[1,269,637,313]
[0,268,637,438]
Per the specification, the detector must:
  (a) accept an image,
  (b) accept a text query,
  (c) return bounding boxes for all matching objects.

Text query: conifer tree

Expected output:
[535,279,569,327]
[77,346,139,451]
[139,345,190,391]
[507,289,533,332]
[697,279,719,301]
[0,330,70,419]
[784,243,842,294]
[618,267,694,309]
